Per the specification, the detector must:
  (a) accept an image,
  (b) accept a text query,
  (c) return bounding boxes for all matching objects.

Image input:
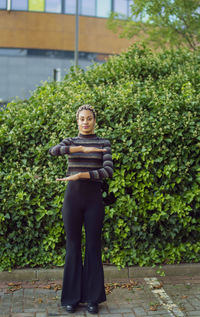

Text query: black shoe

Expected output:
[87,303,98,314]
[66,304,76,313]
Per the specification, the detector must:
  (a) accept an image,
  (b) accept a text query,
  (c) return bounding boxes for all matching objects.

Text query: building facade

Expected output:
[0,0,136,102]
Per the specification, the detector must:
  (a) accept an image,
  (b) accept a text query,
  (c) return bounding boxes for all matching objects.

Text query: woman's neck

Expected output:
[79,133,97,138]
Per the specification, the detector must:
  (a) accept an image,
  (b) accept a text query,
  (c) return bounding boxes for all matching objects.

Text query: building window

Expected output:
[97,0,111,18]
[1,0,131,18]
[64,0,76,14]
[114,0,128,16]
[0,0,6,9]
[45,0,62,13]
[11,0,28,10]
[0,48,27,56]
[29,0,45,11]
[81,0,95,16]
[128,0,132,16]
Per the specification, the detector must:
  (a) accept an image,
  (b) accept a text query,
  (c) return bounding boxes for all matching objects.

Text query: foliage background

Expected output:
[0,45,200,271]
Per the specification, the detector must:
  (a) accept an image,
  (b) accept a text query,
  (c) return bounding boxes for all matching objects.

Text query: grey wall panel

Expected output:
[0,55,100,102]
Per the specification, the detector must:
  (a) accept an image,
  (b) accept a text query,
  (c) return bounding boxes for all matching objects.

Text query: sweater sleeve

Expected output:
[89,140,113,180]
[49,138,72,156]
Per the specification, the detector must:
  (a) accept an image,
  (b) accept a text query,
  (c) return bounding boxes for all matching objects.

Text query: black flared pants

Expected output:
[61,180,106,306]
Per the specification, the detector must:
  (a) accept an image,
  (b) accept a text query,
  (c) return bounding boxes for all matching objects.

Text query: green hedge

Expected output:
[0,45,200,271]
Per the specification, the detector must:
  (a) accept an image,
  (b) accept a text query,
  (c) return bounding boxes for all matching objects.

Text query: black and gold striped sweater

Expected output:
[49,133,113,182]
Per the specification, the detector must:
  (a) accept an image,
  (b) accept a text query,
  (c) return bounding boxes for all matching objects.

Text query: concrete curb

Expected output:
[0,263,199,282]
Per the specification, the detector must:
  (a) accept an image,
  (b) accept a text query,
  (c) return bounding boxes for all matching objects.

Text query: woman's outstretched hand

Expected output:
[82,146,107,153]
[69,146,107,154]
[56,174,80,181]
[56,172,90,181]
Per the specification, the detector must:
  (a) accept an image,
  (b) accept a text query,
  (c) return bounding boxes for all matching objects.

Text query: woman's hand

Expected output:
[56,171,90,181]
[81,146,107,153]
[56,174,81,181]
[69,146,107,154]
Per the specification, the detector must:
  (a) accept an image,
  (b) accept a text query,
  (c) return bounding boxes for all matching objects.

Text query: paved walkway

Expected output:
[0,275,200,317]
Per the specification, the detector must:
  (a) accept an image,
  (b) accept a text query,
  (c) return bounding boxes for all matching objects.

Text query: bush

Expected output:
[0,45,200,271]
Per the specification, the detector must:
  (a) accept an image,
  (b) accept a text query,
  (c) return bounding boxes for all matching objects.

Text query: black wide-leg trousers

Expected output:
[61,180,106,306]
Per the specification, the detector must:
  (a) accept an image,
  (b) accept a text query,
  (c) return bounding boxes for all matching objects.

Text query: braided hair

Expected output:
[76,104,96,120]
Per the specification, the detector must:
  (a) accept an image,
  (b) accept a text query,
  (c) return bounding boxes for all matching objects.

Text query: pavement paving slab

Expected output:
[0,269,200,317]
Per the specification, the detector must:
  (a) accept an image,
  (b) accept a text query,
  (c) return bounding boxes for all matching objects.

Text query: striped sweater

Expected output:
[49,133,113,182]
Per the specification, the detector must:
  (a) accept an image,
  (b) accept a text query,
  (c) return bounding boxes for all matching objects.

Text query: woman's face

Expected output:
[77,110,96,135]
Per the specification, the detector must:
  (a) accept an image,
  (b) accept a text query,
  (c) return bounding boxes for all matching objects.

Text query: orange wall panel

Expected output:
[0,10,136,54]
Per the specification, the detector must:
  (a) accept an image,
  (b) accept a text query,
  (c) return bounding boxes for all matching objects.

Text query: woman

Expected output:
[49,104,113,314]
